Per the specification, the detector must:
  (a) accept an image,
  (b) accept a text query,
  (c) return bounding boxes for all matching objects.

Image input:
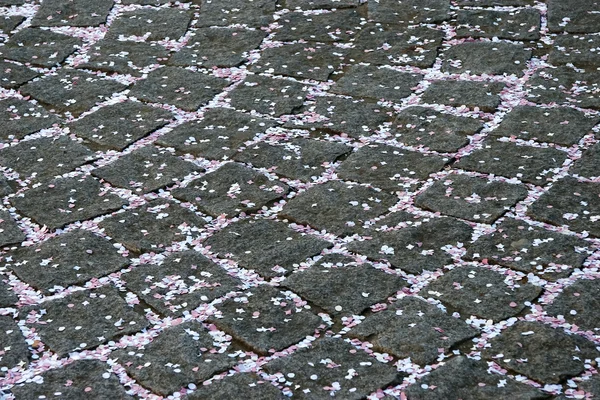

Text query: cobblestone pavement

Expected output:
[0,0,599,399]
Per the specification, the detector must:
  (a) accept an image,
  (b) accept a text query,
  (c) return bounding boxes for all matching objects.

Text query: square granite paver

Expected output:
[207,285,323,354]
[171,162,289,217]
[19,69,128,117]
[10,360,133,399]
[0,316,29,373]
[92,146,201,194]
[10,176,126,230]
[194,0,278,28]
[347,216,473,274]
[415,174,528,224]
[549,34,600,69]
[186,373,286,400]
[0,210,26,249]
[78,39,171,77]
[203,219,331,278]
[368,0,450,25]
[336,143,449,191]
[0,136,95,182]
[283,254,406,317]
[425,266,542,321]
[128,67,229,112]
[527,177,600,237]
[421,80,505,113]
[233,138,351,182]
[0,61,39,90]
[351,25,443,68]
[106,9,192,41]
[155,108,278,160]
[483,321,598,384]
[455,140,568,186]
[0,98,61,142]
[547,0,600,33]
[168,28,267,69]
[349,297,478,366]
[227,74,307,117]
[403,356,547,399]
[545,278,600,332]
[99,200,207,254]
[23,286,148,357]
[525,67,600,110]
[5,230,129,294]
[489,105,600,146]
[123,251,241,316]
[113,321,237,396]
[441,42,531,77]
[280,181,398,237]
[273,9,363,43]
[392,106,484,152]
[465,218,590,280]
[330,65,423,103]
[263,338,399,399]
[30,0,114,27]
[0,28,82,68]
[68,101,174,151]
[455,9,541,40]
[250,43,348,82]
[286,96,392,139]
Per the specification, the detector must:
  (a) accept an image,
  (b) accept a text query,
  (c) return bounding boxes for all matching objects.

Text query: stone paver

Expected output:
[3,1,600,396]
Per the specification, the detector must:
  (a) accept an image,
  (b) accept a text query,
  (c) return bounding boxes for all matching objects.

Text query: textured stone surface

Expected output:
[330,65,423,102]
[234,138,351,182]
[525,67,600,110]
[0,279,18,308]
[546,279,600,332]
[263,338,400,399]
[0,28,82,68]
[274,9,362,42]
[490,105,599,146]
[0,210,26,249]
[348,216,473,274]
[0,15,24,33]
[415,175,528,223]
[113,321,237,396]
[5,230,128,294]
[547,0,600,33]
[425,267,542,321]
[169,28,266,68]
[156,108,277,160]
[0,61,39,89]
[194,0,278,28]
[549,34,600,69]
[0,136,95,182]
[99,200,207,253]
[23,286,148,357]
[337,143,449,190]
[571,143,600,179]
[19,69,128,117]
[31,0,114,27]
[403,356,549,399]
[227,74,307,116]
[421,80,505,113]
[171,162,289,217]
[368,0,450,24]
[186,373,286,400]
[483,321,598,384]
[465,218,590,279]
[349,297,478,365]
[441,42,531,77]
[456,140,568,186]
[283,254,406,316]
[392,106,484,152]
[204,219,331,278]
[528,177,600,237]
[106,9,192,41]
[0,98,61,141]
[351,25,443,68]
[92,146,201,193]
[123,251,241,316]
[208,285,323,354]
[68,101,174,151]
[0,316,29,373]
[280,181,398,237]
[10,360,134,399]
[455,9,541,40]
[129,67,229,111]
[10,176,126,230]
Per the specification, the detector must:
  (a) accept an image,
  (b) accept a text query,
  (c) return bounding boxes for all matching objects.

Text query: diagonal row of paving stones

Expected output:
[0,0,599,399]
